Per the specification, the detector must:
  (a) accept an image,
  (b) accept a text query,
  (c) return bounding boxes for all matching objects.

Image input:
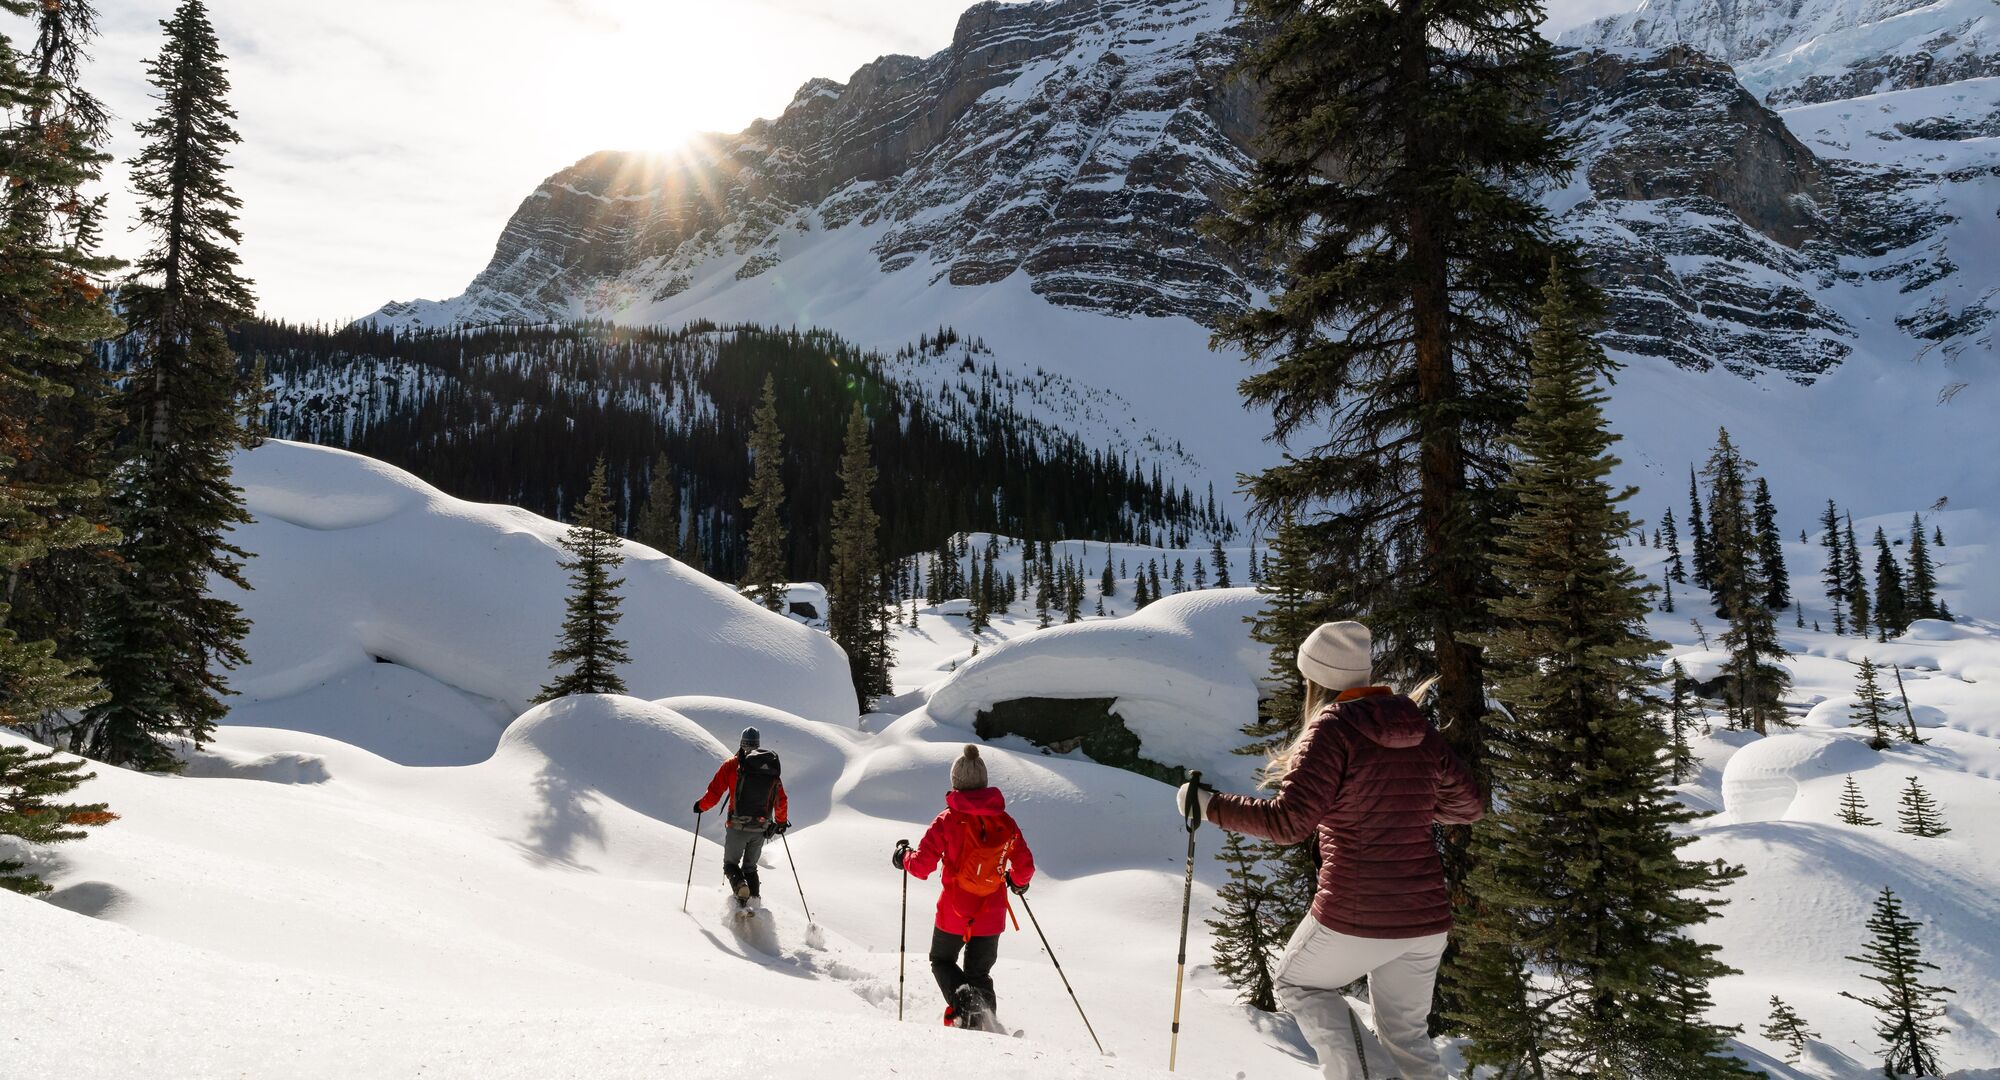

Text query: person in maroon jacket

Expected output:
[1178,621,1482,1080]
[893,745,1035,1032]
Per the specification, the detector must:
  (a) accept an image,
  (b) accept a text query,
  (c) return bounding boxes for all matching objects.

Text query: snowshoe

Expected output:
[951,985,1004,1034]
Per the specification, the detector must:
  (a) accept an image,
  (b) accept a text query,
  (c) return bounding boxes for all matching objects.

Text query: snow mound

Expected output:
[225,440,859,760]
[926,588,1269,790]
[493,695,729,825]
[1719,730,1886,822]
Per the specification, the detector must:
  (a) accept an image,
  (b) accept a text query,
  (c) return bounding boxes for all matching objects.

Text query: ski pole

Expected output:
[682,811,703,912]
[780,830,813,924]
[896,839,911,1021]
[1169,770,1201,1072]
[1009,874,1104,1055]
[1347,1003,1373,1080]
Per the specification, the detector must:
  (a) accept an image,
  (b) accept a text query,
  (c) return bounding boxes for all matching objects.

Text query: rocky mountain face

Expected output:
[373,0,1995,383]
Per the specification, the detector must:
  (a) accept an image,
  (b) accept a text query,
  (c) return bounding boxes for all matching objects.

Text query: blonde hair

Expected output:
[1262,675,1437,788]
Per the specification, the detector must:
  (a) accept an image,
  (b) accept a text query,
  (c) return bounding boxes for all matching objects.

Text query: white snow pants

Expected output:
[1272,919,1450,1080]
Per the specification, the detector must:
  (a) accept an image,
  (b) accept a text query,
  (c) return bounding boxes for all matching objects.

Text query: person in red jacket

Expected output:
[892,745,1034,1032]
[693,726,789,910]
[1177,621,1482,1080]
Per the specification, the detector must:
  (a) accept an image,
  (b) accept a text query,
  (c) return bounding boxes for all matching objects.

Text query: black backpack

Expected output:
[730,749,782,823]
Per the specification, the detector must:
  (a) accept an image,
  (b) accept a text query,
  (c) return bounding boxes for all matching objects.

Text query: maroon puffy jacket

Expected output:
[1206,689,1484,939]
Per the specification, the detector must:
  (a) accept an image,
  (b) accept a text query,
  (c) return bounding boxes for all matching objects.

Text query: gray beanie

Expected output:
[739,726,761,750]
[1297,621,1372,691]
[950,745,988,791]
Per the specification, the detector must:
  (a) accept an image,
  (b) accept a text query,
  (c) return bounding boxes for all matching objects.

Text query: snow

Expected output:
[7,423,2000,1077]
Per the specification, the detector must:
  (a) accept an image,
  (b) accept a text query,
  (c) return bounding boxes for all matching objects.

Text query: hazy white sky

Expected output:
[65,0,1636,323]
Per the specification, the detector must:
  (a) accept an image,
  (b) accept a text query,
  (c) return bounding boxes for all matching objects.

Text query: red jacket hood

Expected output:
[945,787,1007,815]
[1338,693,1429,749]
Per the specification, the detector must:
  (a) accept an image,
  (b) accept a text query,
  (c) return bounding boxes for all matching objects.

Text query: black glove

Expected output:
[1007,876,1028,897]
[764,821,790,839]
[692,801,704,816]
[891,838,911,870]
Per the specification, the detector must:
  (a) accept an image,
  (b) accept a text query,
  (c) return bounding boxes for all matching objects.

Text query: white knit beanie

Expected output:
[1297,621,1372,691]
[950,745,988,790]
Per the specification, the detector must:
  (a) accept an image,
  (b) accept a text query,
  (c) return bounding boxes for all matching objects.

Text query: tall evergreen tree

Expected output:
[1454,276,1747,1077]
[1850,657,1895,750]
[1704,430,1789,734]
[826,404,892,709]
[1895,776,1948,838]
[739,375,788,611]
[1819,499,1846,635]
[1836,775,1878,826]
[86,0,257,770]
[1210,0,1579,812]
[1759,997,1818,1064]
[1752,477,1788,609]
[1206,829,1283,1012]
[536,460,630,701]
[1,0,124,745]
[1905,514,1943,621]
[1661,505,1686,584]
[632,452,679,558]
[1841,888,1953,1077]
[1688,468,1713,590]
[678,513,705,574]
[1211,538,1231,588]
[1843,515,1870,638]
[1873,527,1908,639]
[0,742,115,895]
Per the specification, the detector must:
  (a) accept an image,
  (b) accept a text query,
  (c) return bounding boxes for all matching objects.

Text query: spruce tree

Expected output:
[826,404,893,708]
[632,452,679,558]
[0,0,125,746]
[0,743,115,895]
[1100,553,1116,600]
[1133,571,1150,609]
[1752,477,1788,609]
[1211,538,1231,588]
[1455,275,1747,1077]
[1836,775,1878,826]
[679,513,705,574]
[1820,499,1846,635]
[1689,468,1713,590]
[739,375,788,611]
[1843,515,1870,638]
[1850,657,1895,750]
[87,0,257,770]
[1841,888,1953,1077]
[1873,527,1908,639]
[1211,0,1577,809]
[1661,567,1675,613]
[1240,510,1330,759]
[1895,776,1948,838]
[1759,996,1818,1064]
[1206,830,1282,1012]
[1665,659,1698,784]
[1148,559,1162,603]
[1705,430,1789,734]
[1905,514,1943,621]
[1661,505,1686,583]
[536,460,630,701]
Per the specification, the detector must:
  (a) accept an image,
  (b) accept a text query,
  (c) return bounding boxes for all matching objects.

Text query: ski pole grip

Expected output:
[1184,770,1203,832]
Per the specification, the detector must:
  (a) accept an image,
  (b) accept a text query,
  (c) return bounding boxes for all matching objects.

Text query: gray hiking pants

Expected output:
[720,825,766,895]
[1273,919,1450,1080]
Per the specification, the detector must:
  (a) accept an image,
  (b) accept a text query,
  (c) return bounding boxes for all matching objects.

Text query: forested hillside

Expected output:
[230,320,1233,584]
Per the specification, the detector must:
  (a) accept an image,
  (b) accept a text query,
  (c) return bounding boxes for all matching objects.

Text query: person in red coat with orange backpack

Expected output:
[893,745,1034,1032]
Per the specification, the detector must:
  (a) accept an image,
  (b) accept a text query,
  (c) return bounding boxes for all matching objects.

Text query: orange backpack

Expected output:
[951,815,1018,939]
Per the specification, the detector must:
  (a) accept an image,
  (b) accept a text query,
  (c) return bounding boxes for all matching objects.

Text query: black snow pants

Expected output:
[929,927,999,1011]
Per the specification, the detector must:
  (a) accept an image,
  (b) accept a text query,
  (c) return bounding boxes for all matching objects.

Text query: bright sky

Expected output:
[67,0,1636,324]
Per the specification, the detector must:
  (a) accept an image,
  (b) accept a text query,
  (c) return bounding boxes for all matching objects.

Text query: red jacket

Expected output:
[1206,690,1483,939]
[903,787,1035,938]
[694,755,788,825]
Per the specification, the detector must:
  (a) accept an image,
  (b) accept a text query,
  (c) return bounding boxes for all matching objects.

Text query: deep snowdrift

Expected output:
[226,440,858,764]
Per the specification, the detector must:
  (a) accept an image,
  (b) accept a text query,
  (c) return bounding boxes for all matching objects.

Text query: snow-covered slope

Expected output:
[5,446,2000,1077]
[224,440,858,764]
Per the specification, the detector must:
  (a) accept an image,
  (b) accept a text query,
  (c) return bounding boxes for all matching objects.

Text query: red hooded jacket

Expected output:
[903,787,1035,938]
[1206,689,1483,939]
